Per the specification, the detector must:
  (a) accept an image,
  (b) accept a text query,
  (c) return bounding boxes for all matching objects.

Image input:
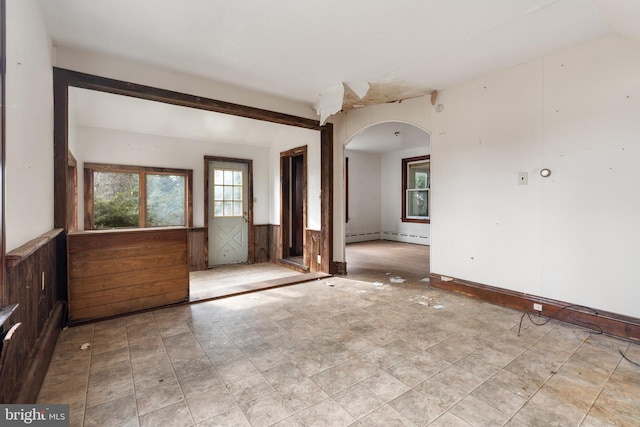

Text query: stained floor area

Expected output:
[38,272,639,426]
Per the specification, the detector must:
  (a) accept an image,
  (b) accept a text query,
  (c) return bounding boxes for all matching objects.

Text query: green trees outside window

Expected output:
[85,164,191,230]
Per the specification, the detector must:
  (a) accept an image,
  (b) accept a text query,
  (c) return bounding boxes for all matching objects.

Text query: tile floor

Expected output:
[38,276,640,426]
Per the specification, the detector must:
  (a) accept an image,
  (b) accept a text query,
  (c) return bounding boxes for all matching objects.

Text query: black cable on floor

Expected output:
[619,348,640,367]
[517,304,603,337]
[517,304,640,367]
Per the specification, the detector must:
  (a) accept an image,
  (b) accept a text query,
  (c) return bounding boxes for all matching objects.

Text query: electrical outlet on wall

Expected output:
[317,255,322,264]
[533,303,542,311]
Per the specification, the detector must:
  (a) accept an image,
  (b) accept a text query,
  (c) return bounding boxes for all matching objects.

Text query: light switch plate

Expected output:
[518,172,528,185]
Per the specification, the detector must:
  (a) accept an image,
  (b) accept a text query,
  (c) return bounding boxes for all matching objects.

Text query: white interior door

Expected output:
[209,161,249,266]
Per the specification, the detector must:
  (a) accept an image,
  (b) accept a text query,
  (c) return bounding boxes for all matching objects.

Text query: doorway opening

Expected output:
[280,145,307,270]
[344,121,431,280]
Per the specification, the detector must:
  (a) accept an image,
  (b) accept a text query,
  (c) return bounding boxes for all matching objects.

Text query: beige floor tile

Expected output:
[360,370,411,402]
[227,373,275,404]
[90,346,130,369]
[38,261,640,427]
[471,381,527,415]
[337,355,381,381]
[163,331,206,363]
[139,399,193,427]
[413,375,467,410]
[429,412,474,426]
[239,392,294,427]
[171,355,213,380]
[309,365,358,395]
[215,356,259,384]
[135,379,184,416]
[177,367,224,398]
[277,378,329,411]
[355,404,414,426]
[296,398,355,427]
[262,361,306,389]
[389,389,446,425]
[133,361,176,391]
[333,382,385,419]
[83,394,137,427]
[449,394,513,426]
[186,385,236,423]
[508,400,575,427]
[196,405,250,427]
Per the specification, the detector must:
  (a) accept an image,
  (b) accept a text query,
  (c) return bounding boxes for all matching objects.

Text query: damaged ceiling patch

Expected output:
[314,80,434,125]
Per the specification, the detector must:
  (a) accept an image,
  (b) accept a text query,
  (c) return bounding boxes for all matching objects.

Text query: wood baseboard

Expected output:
[13,302,65,403]
[331,261,347,275]
[429,273,640,342]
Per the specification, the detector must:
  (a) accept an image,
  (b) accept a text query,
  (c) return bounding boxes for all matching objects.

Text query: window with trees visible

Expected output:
[84,163,192,230]
[402,155,430,223]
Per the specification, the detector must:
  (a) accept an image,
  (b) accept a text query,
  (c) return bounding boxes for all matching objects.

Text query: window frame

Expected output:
[84,163,193,230]
[401,155,430,224]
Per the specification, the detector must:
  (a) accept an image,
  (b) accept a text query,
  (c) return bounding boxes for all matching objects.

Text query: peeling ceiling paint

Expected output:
[342,80,433,110]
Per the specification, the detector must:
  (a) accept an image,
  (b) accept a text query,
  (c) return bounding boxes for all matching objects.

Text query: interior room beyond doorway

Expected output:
[345,240,430,284]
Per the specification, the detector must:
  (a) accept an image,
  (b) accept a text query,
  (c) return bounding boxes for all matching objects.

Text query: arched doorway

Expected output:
[343,121,431,283]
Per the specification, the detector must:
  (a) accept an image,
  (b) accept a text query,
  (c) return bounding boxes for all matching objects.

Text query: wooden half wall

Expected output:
[1,229,66,403]
[67,228,189,323]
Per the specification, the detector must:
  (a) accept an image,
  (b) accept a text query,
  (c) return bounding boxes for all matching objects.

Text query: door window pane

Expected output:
[213,168,243,217]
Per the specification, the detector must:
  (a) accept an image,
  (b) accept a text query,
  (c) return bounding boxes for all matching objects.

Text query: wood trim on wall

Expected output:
[53,68,321,130]
[279,146,307,262]
[321,124,334,274]
[429,272,640,342]
[0,0,6,307]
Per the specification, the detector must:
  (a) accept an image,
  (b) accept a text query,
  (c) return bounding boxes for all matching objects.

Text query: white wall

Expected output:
[345,150,382,242]
[54,47,316,120]
[431,35,640,318]
[333,35,640,319]
[5,0,54,251]
[74,126,271,229]
[381,147,430,245]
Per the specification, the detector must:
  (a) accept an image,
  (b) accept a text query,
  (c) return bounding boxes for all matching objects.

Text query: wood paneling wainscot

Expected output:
[253,225,270,263]
[67,228,189,323]
[188,228,206,272]
[2,229,66,403]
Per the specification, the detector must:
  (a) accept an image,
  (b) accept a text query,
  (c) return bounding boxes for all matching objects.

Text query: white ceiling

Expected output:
[39,0,640,109]
[43,0,640,151]
[346,122,429,153]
